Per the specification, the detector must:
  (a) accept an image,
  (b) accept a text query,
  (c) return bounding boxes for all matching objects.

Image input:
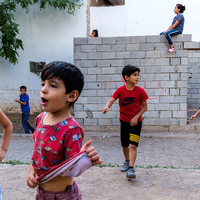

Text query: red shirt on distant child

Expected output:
[31,112,84,176]
[112,85,148,122]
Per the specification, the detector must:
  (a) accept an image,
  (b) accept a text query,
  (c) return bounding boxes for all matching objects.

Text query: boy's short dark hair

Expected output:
[122,65,140,82]
[41,61,84,107]
[20,86,27,90]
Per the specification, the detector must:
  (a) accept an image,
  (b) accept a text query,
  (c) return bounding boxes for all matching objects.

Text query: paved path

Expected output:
[0,131,200,199]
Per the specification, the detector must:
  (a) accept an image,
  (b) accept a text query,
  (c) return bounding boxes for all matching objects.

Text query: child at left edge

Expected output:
[27,61,102,200]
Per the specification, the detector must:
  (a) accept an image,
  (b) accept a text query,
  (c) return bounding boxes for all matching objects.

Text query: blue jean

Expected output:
[22,111,35,134]
[160,29,182,45]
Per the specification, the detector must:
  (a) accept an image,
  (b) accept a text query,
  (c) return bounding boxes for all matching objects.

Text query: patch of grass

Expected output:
[96,163,120,168]
[1,159,29,165]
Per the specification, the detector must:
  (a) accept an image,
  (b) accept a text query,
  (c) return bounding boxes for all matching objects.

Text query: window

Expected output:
[30,61,46,75]
[90,0,125,7]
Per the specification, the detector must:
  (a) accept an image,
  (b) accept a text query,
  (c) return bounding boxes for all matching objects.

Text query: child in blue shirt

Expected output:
[15,86,35,134]
[160,4,186,52]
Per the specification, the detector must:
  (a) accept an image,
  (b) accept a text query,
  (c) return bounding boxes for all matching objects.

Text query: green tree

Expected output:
[0,0,82,65]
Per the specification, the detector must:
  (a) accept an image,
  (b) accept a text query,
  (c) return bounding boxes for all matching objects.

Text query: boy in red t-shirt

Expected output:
[27,61,102,200]
[102,65,148,179]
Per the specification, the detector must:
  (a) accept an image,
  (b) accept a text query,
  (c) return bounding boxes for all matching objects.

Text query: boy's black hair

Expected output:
[176,4,186,13]
[122,65,140,82]
[92,29,98,37]
[41,61,84,107]
[20,86,27,90]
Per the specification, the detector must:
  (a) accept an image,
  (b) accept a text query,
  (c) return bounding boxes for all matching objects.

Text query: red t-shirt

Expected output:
[112,85,148,122]
[31,112,84,176]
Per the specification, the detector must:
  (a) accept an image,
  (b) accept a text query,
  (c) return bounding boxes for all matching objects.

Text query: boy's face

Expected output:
[40,78,70,113]
[20,89,26,96]
[125,71,139,85]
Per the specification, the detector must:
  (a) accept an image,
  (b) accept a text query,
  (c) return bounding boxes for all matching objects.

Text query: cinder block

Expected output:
[111,60,125,67]
[160,81,175,88]
[145,89,155,95]
[160,51,175,58]
[192,52,200,57]
[74,111,87,118]
[145,81,158,88]
[179,118,187,125]
[84,75,97,82]
[180,103,187,110]
[177,81,187,88]
[143,111,159,118]
[131,36,145,43]
[97,75,111,81]
[170,104,179,110]
[102,67,116,74]
[74,38,88,45]
[126,44,140,51]
[146,51,160,58]
[130,51,145,58]
[146,35,161,42]
[81,60,97,67]
[140,74,154,81]
[188,89,198,94]
[154,74,169,81]
[155,88,169,96]
[116,37,131,44]
[97,90,111,97]
[98,118,112,125]
[102,52,116,59]
[116,66,124,73]
[155,118,170,125]
[146,103,154,110]
[146,66,160,73]
[174,34,192,42]
[160,111,172,118]
[102,37,117,44]
[170,118,179,126]
[76,118,84,126]
[171,58,180,65]
[170,73,179,80]
[141,43,155,51]
[87,82,102,89]
[188,58,199,63]
[112,119,120,125]
[125,59,140,66]
[117,52,131,59]
[76,97,88,104]
[177,65,188,73]
[111,74,123,81]
[155,58,169,65]
[74,104,84,111]
[146,97,159,104]
[79,67,87,75]
[97,60,111,67]
[84,119,98,126]
[141,59,154,66]
[175,50,188,57]
[170,89,179,95]
[88,67,101,74]
[181,58,188,65]
[101,111,115,118]
[84,104,98,111]
[88,52,102,59]
[143,118,155,125]
[87,97,102,103]
[155,43,168,50]
[81,90,97,97]
[160,96,175,103]
[155,103,170,110]
[88,37,102,44]
[161,66,175,73]
[111,44,126,51]
[184,42,200,48]
[97,45,111,52]
[74,53,87,59]
[81,45,96,52]
[180,73,188,80]
[74,45,81,53]
[174,96,187,103]
[172,110,187,118]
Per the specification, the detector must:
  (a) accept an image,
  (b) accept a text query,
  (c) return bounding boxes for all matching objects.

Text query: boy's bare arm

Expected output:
[27,163,39,188]
[191,109,200,120]
[14,99,27,106]
[129,101,148,127]
[0,110,13,162]
[102,98,116,114]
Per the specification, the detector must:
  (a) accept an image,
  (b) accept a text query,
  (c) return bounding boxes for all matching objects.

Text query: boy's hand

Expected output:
[0,147,7,162]
[191,115,196,121]
[15,99,19,102]
[81,140,102,166]
[27,170,39,188]
[129,117,138,127]
[102,106,109,114]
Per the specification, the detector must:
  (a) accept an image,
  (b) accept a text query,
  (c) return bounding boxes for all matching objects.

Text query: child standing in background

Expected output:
[160,4,186,52]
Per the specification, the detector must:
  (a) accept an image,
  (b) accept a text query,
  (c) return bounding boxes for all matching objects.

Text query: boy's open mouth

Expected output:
[41,97,48,103]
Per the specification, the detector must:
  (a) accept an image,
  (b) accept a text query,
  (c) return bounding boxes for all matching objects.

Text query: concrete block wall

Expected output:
[74,34,200,132]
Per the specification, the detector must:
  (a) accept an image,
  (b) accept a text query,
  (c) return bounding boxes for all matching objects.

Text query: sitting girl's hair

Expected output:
[176,4,186,13]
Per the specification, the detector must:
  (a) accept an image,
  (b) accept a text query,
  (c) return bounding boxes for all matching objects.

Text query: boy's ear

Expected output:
[124,75,129,81]
[66,90,79,103]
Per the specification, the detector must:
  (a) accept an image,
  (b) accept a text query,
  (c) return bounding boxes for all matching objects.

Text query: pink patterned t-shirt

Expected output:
[31,112,84,176]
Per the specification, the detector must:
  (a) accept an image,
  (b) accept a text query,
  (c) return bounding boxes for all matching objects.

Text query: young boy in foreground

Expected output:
[102,65,148,179]
[27,61,101,199]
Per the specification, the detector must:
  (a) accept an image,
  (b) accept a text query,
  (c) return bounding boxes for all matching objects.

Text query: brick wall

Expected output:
[74,35,200,132]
